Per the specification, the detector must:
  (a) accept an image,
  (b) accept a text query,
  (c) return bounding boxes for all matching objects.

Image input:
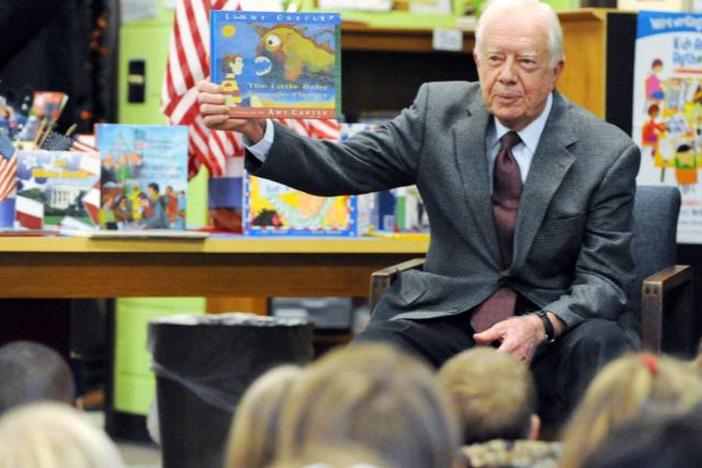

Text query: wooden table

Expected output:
[0,236,429,299]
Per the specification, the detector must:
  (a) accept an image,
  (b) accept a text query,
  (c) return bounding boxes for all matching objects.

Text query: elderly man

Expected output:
[198,0,640,427]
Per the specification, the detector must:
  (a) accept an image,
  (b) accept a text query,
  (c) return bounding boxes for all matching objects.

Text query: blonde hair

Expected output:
[268,443,394,468]
[438,347,535,443]
[475,0,564,68]
[0,402,125,468]
[560,352,702,468]
[277,343,461,468]
[225,365,302,468]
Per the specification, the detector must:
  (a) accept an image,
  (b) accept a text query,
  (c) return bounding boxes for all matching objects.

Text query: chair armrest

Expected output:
[369,258,425,312]
[641,265,693,353]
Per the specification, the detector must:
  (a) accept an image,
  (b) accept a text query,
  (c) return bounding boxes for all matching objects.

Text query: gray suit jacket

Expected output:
[246,82,641,334]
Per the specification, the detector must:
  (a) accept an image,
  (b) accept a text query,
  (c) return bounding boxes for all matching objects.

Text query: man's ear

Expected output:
[473,51,480,67]
[528,414,540,441]
[552,60,565,85]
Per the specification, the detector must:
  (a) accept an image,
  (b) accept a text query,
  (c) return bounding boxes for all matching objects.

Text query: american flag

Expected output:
[0,135,17,201]
[161,0,341,179]
[161,0,242,178]
[40,131,99,154]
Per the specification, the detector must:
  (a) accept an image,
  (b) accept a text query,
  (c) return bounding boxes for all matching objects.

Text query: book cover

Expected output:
[632,11,702,244]
[96,124,189,230]
[210,10,342,119]
[244,174,357,236]
[14,150,100,230]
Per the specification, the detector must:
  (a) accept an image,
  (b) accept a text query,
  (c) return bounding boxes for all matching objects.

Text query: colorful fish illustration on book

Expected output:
[255,25,336,81]
[210,11,342,119]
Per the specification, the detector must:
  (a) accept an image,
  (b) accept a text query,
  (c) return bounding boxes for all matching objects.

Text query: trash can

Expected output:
[148,313,314,468]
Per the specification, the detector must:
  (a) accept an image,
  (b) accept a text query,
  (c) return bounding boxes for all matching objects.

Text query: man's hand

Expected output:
[197,79,266,143]
[473,314,547,363]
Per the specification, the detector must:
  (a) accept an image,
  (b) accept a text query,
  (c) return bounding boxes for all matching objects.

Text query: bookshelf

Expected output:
[339,9,637,128]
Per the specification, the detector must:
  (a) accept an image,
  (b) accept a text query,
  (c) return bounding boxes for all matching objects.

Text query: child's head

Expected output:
[0,341,75,415]
[277,343,461,468]
[560,352,702,468]
[0,402,125,468]
[647,103,660,118]
[438,346,537,444]
[225,365,302,468]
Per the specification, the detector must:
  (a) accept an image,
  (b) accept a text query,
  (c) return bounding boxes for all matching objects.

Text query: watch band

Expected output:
[536,310,556,344]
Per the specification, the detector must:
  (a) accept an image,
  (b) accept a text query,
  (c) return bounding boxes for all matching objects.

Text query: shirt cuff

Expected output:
[243,119,275,162]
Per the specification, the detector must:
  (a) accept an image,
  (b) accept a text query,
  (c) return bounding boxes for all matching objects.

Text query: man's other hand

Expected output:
[473,315,546,363]
[197,79,266,143]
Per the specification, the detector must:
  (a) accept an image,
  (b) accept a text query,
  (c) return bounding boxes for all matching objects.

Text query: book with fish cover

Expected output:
[210,10,342,119]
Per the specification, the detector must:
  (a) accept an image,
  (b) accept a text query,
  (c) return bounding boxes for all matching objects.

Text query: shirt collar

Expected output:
[489,92,553,153]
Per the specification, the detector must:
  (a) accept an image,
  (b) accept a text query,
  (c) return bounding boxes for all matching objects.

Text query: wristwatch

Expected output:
[535,310,556,344]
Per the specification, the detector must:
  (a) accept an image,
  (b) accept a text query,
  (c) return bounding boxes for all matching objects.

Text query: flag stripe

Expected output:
[0,156,17,201]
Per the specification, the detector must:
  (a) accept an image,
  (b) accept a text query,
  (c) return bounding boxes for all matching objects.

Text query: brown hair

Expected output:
[277,343,461,468]
[438,347,536,444]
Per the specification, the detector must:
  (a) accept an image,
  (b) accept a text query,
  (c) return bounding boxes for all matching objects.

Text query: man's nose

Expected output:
[497,58,517,83]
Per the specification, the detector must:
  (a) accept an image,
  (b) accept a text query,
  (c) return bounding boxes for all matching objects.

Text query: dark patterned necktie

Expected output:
[471,131,523,333]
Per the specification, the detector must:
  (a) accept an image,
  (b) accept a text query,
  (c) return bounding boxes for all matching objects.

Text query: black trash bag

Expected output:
[148,313,313,468]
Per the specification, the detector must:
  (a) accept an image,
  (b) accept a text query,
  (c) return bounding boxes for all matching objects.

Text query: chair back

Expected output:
[629,185,681,315]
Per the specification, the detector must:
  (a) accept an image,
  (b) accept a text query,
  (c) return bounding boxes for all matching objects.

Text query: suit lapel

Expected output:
[453,97,501,265]
[512,93,577,270]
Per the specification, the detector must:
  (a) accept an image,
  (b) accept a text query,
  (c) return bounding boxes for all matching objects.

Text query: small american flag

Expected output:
[40,131,74,151]
[0,135,17,201]
[40,131,99,154]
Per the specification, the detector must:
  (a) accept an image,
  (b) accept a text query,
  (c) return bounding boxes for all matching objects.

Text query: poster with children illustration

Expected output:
[210,10,341,119]
[96,124,188,231]
[633,11,702,243]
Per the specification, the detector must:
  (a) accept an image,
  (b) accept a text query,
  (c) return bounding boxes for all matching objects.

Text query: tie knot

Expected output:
[500,131,521,151]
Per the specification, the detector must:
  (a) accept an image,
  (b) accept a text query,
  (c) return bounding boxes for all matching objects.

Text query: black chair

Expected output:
[370,185,693,354]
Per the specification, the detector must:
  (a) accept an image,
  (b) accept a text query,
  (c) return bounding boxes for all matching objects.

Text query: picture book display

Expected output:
[244,174,357,236]
[96,124,188,230]
[210,10,341,119]
[632,11,702,243]
[14,150,100,230]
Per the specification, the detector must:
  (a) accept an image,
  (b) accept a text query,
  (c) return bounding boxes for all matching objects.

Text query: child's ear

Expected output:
[528,414,540,440]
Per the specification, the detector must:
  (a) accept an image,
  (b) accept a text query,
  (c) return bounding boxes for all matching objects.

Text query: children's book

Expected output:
[244,174,357,236]
[210,10,342,119]
[96,124,189,231]
[14,150,100,230]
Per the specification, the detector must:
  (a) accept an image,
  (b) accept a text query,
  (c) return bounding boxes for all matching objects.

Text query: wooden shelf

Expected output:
[342,23,475,53]
[0,236,429,254]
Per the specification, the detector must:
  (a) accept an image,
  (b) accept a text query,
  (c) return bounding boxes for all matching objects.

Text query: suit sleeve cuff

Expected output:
[243,119,275,162]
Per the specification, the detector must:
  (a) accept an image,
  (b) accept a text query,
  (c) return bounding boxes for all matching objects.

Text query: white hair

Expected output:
[0,402,126,468]
[475,0,564,68]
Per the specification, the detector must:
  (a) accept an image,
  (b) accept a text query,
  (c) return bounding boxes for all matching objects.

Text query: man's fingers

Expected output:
[198,92,227,106]
[473,328,501,344]
[200,102,229,117]
[197,79,220,93]
[202,114,230,128]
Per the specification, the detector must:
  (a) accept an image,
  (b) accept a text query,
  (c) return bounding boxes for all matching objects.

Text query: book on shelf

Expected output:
[14,150,101,230]
[243,174,358,236]
[210,10,342,119]
[96,124,189,231]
